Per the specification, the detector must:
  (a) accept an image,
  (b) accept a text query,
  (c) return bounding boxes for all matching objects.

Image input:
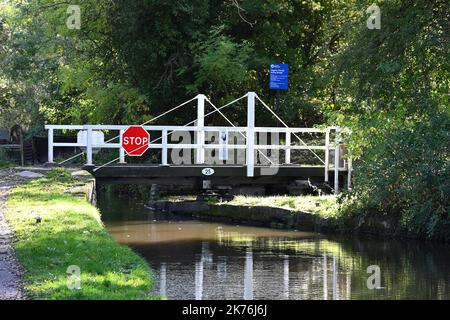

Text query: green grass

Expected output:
[5,169,156,300]
[225,195,339,218]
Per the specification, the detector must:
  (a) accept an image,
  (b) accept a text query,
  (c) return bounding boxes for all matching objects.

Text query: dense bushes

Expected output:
[334,0,450,241]
[340,112,449,240]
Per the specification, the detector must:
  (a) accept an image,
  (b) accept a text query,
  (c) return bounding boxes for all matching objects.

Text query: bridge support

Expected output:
[47,127,54,164]
[86,127,93,166]
[162,129,168,165]
[285,132,291,164]
[119,129,126,164]
[196,94,205,164]
[246,92,256,177]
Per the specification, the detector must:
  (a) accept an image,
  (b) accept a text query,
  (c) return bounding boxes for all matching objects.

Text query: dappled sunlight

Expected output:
[226,195,338,218]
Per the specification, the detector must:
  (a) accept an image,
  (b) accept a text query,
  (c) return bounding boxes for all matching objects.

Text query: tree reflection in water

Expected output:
[104,210,450,300]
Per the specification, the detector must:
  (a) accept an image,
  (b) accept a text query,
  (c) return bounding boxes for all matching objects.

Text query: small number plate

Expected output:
[201,168,215,176]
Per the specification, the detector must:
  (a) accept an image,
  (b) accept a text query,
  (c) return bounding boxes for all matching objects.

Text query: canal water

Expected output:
[99,195,449,300]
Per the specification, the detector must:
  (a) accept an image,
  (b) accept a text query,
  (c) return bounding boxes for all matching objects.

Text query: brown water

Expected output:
[100,196,450,300]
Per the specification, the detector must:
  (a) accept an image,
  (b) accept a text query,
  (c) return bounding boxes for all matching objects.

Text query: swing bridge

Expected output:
[45,92,351,194]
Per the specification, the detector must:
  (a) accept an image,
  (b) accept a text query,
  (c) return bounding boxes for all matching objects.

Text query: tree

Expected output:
[333,0,450,240]
[2,0,353,128]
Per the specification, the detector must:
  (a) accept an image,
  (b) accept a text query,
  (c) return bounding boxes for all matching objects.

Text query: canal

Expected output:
[99,194,450,300]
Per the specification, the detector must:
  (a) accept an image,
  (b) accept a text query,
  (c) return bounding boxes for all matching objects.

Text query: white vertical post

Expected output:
[47,128,54,164]
[119,129,126,164]
[285,132,291,164]
[325,128,330,182]
[196,94,205,164]
[246,92,256,177]
[162,129,168,165]
[347,158,352,190]
[86,127,93,166]
[334,127,340,194]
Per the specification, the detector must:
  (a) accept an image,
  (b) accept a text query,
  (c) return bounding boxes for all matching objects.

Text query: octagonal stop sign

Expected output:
[121,125,150,156]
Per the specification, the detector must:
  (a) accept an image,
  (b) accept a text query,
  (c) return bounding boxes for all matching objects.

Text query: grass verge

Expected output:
[224,195,338,219]
[5,168,156,299]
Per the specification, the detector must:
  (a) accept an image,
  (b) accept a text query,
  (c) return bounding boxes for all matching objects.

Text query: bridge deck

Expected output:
[84,164,346,186]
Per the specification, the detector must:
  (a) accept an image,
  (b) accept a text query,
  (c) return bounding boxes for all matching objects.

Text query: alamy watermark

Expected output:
[67,265,81,290]
[66,5,81,30]
[366,4,381,30]
[366,265,384,289]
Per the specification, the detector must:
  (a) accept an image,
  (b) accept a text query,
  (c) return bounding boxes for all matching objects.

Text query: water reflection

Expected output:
[244,248,253,300]
[323,255,327,300]
[283,255,289,299]
[160,263,166,297]
[195,258,203,300]
[101,197,450,300]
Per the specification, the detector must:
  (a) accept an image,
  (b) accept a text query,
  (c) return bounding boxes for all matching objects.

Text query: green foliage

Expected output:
[333,0,450,240]
[1,0,352,129]
[191,26,255,97]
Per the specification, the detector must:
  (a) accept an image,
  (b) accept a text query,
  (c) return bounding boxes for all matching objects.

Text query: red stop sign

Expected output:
[121,126,150,156]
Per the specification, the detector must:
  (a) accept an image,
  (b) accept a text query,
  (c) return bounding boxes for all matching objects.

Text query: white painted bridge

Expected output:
[45,92,351,193]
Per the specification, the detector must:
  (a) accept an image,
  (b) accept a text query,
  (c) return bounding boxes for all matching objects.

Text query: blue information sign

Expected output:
[269,64,289,90]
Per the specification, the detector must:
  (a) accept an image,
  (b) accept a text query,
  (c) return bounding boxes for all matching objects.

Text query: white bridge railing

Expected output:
[45,92,351,193]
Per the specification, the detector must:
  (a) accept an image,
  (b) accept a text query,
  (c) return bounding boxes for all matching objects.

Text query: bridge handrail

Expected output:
[45,124,341,170]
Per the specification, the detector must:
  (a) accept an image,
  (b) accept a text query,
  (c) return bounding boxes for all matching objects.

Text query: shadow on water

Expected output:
[99,192,450,300]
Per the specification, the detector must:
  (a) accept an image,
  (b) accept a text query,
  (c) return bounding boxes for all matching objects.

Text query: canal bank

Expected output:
[3,168,156,299]
[100,183,411,240]
[147,195,403,239]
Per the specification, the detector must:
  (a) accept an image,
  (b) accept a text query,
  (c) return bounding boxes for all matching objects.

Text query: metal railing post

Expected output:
[119,129,126,164]
[246,92,256,177]
[196,94,205,164]
[47,127,54,164]
[162,129,168,165]
[285,132,291,164]
[86,127,93,166]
